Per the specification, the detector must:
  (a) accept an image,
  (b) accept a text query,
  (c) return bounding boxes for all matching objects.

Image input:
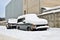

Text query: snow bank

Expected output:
[0,26,60,40]
[0,26,6,30]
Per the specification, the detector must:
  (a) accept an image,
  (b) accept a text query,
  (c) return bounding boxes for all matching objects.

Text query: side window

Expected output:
[18,18,25,22]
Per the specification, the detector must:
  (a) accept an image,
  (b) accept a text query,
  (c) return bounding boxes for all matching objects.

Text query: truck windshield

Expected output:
[17,18,25,22]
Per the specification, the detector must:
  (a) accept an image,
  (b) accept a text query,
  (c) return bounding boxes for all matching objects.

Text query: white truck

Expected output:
[6,14,49,31]
[6,18,17,29]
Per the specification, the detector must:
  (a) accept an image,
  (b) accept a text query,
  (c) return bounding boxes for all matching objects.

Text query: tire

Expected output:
[6,25,11,29]
[7,26,11,29]
[18,26,20,30]
[6,24,8,28]
[27,27,31,31]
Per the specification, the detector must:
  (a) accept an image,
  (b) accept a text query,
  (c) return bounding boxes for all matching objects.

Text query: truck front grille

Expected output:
[36,25,45,27]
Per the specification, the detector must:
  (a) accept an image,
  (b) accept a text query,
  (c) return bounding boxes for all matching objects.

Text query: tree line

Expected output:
[0,18,5,21]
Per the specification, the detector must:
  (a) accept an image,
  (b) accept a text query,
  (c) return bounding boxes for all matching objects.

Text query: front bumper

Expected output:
[36,26,49,29]
[32,26,49,30]
[8,23,17,26]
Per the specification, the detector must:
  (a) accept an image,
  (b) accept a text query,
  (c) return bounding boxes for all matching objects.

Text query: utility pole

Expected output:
[27,0,28,14]
[39,0,41,14]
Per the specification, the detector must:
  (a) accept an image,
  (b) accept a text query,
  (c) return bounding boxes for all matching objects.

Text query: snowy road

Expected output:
[0,26,60,40]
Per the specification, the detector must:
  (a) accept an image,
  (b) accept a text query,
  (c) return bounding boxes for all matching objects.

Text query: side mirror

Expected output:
[23,20,25,23]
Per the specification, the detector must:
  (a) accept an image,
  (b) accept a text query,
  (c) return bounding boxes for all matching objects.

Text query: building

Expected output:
[38,7,60,27]
[23,0,40,14]
[5,0,23,20]
[6,0,60,19]
[23,0,60,14]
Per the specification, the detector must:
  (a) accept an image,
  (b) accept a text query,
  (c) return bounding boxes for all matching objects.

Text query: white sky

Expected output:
[0,0,11,18]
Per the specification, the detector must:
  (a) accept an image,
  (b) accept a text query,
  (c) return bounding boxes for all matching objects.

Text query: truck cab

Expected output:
[17,14,49,31]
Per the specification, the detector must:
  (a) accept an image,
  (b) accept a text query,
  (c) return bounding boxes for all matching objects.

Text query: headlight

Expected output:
[32,24,36,28]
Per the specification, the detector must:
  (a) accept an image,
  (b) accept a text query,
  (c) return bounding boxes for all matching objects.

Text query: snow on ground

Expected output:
[0,26,60,40]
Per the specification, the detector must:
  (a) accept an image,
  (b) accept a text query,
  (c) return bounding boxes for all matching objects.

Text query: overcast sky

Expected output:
[0,0,11,18]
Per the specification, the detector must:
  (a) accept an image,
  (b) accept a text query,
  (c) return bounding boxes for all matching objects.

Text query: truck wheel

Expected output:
[27,27,31,31]
[7,26,11,29]
[18,27,20,30]
[6,25,8,28]
[6,25,11,29]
